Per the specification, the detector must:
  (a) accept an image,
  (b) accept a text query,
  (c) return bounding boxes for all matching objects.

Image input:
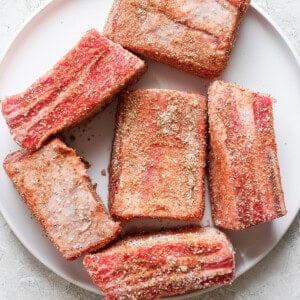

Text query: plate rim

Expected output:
[0,0,299,297]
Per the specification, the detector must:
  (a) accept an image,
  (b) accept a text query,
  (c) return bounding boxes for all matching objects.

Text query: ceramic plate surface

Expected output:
[0,0,299,298]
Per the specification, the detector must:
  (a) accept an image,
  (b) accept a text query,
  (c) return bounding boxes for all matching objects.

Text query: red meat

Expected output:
[3,138,121,260]
[109,89,207,221]
[208,80,286,230]
[2,29,146,150]
[83,227,235,299]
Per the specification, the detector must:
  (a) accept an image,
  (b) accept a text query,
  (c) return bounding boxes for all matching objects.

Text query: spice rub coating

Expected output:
[109,89,207,221]
[104,0,250,78]
[84,227,235,300]
[208,81,286,230]
[1,29,146,150]
[3,139,121,260]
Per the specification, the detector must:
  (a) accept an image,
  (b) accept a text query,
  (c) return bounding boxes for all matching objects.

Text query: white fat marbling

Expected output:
[180,0,232,25]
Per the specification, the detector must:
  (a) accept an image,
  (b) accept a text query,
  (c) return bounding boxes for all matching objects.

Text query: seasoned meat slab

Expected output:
[83,227,235,300]
[1,29,146,150]
[3,139,121,259]
[109,89,207,221]
[208,81,286,230]
[104,0,250,78]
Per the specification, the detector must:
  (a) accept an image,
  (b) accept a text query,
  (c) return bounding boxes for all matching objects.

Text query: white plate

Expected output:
[0,0,299,298]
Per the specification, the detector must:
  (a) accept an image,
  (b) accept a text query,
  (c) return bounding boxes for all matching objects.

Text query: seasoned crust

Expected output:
[228,0,251,13]
[104,0,250,78]
[208,81,286,230]
[3,138,121,260]
[83,227,235,299]
[1,29,146,150]
[109,89,207,221]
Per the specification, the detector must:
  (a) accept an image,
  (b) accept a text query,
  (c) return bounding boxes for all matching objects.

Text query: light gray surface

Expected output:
[0,0,299,299]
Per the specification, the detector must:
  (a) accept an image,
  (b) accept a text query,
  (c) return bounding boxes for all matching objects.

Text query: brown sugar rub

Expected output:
[1,29,146,150]
[208,81,286,230]
[104,0,250,78]
[83,227,235,300]
[109,89,207,221]
[3,139,121,260]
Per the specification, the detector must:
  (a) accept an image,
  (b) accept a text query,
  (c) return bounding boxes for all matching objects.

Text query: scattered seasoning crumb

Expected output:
[80,157,91,169]
[101,169,107,176]
[178,265,188,273]
[70,134,76,141]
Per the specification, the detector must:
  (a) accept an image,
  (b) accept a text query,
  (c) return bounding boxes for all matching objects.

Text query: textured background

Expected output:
[0,0,299,299]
